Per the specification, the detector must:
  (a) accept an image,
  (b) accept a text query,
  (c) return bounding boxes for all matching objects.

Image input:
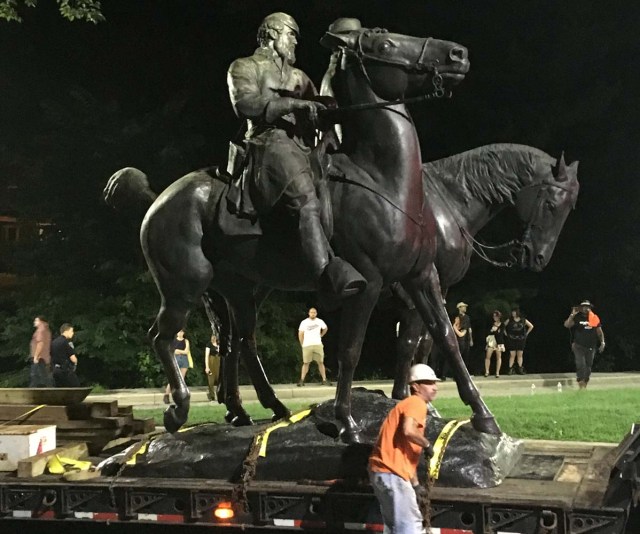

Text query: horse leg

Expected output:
[203,292,250,424]
[392,307,424,399]
[152,300,197,433]
[225,287,291,423]
[403,269,501,435]
[334,274,383,443]
[148,248,213,432]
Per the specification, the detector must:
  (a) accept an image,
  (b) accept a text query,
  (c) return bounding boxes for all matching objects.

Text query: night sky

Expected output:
[2,0,639,375]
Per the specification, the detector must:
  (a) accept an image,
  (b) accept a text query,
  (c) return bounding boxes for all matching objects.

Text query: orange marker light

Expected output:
[214,501,235,520]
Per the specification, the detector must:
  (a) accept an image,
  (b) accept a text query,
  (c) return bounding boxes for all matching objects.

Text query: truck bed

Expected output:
[1,436,638,533]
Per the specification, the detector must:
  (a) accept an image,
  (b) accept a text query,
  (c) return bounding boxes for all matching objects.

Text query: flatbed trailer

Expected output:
[2,426,640,533]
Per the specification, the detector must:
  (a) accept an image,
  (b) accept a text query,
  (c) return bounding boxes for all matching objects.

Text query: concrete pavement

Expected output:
[87,372,640,409]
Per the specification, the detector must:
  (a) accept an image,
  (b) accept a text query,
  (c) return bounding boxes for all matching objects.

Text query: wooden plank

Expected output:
[0,388,91,406]
[0,404,73,422]
[117,405,134,415]
[574,445,617,508]
[132,418,156,434]
[87,401,118,418]
[66,401,118,419]
[55,416,134,430]
[57,428,125,440]
[16,442,89,478]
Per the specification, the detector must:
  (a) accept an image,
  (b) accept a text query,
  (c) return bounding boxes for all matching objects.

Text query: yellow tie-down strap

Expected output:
[125,440,150,465]
[0,404,47,427]
[257,408,312,458]
[429,418,470,479]
[47,454,93,475]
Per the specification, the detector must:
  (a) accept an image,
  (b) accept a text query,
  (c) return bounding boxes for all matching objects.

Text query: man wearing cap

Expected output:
[452,302,474,374]
[564,300,605,389]
[369,363,439,533]
[226,12,366,300]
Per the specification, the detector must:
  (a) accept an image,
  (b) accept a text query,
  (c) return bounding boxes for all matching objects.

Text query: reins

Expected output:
[428,173,523,268]
[320,31,449,117]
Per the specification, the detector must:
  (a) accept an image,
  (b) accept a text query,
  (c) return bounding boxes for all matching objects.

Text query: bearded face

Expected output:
[273,27,297,65]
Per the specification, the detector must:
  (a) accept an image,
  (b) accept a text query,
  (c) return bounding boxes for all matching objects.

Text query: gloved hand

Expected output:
[424,442,435,460]
[265,97,327,123]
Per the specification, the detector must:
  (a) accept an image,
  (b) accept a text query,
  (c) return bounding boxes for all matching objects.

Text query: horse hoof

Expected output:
[271,409,292,423]
[271,402,292,422]
[231,414,254,426]
[163,406,187,433]
[339,426,363,444]
[471,414,501,435]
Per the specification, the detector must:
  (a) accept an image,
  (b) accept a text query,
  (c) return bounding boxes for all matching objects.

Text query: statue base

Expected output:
[102,389,522,488]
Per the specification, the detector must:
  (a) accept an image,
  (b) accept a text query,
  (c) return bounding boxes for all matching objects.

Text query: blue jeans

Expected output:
[29,361,54,387]
[572,343,595,383]
[369,471,423,534]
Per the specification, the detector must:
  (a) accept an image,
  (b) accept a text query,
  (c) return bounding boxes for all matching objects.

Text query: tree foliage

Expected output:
[0,0,104,23]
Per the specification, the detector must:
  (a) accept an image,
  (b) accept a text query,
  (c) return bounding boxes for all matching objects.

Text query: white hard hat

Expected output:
[408,363,440,383]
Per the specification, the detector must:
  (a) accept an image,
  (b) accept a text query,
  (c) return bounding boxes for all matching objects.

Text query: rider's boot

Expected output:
[299,200,366,298]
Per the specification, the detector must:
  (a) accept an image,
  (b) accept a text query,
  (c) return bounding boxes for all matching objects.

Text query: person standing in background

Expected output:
[485,310,506,378]
[29,316,53,387]
[505,308,534,375]
[51,323,80,387]
[205,333,221,401]
[163,330,192,404]
[564,300,605,389]
[452,302,473,372]
[297,307,331,386]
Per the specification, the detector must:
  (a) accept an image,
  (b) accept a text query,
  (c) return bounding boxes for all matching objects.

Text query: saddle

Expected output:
[217,134,336,239]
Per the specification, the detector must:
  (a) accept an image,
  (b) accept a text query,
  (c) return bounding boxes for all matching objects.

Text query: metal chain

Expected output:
[231,429,265,512]
[417,459,435,529]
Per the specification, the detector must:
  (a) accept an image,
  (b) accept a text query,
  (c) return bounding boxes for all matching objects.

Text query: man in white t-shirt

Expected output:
[297,307,331,386]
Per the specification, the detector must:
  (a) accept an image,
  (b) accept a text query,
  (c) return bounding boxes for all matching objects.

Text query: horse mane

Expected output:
[425,143,557,204]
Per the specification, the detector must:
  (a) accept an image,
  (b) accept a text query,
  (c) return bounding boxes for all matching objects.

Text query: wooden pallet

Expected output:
[0,400,156,457]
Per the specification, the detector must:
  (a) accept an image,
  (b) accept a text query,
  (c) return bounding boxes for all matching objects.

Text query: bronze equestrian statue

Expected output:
[106,14,499,443]
[390,145,579,399]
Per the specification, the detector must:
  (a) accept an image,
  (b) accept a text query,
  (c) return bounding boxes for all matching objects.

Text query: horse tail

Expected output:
[103,167,157,219]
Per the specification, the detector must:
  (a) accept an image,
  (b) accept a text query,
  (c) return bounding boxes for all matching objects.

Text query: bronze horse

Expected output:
[391,144,579,398]
[107,26,497,442]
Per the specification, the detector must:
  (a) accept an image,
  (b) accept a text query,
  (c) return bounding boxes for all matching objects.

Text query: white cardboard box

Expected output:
[0,424,57,471]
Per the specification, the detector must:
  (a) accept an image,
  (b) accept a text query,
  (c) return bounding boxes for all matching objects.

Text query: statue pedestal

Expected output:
[103,390,522,488]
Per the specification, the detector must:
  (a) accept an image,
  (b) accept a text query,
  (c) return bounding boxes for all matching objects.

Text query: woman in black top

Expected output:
[484,310,506,377]
[504,308,534,374]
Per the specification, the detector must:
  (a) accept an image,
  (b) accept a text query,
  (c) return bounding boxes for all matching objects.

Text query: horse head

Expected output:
[320,22,469,101]
[514,154,580,271]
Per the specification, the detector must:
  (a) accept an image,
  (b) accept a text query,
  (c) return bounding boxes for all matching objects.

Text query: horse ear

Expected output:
[555,152,568,181]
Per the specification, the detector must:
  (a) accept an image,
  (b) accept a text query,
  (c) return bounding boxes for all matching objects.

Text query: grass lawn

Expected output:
[134,387,640,443]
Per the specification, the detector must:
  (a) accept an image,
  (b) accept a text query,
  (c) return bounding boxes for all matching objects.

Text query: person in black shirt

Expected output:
[564,300,605,389]
[505,308,534,375]
[51,323,80,387]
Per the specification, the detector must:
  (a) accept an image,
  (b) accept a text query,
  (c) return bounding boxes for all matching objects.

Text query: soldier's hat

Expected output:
[327,18,362,35]
[260,12,300,36]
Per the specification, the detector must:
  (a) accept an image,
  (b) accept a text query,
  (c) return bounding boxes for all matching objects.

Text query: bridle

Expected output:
[512,179,577,268]
[443,178,576,269]
[323,29,448,116]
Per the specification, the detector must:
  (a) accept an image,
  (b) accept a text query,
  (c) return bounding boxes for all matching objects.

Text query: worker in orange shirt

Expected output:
[368,364,439,533]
